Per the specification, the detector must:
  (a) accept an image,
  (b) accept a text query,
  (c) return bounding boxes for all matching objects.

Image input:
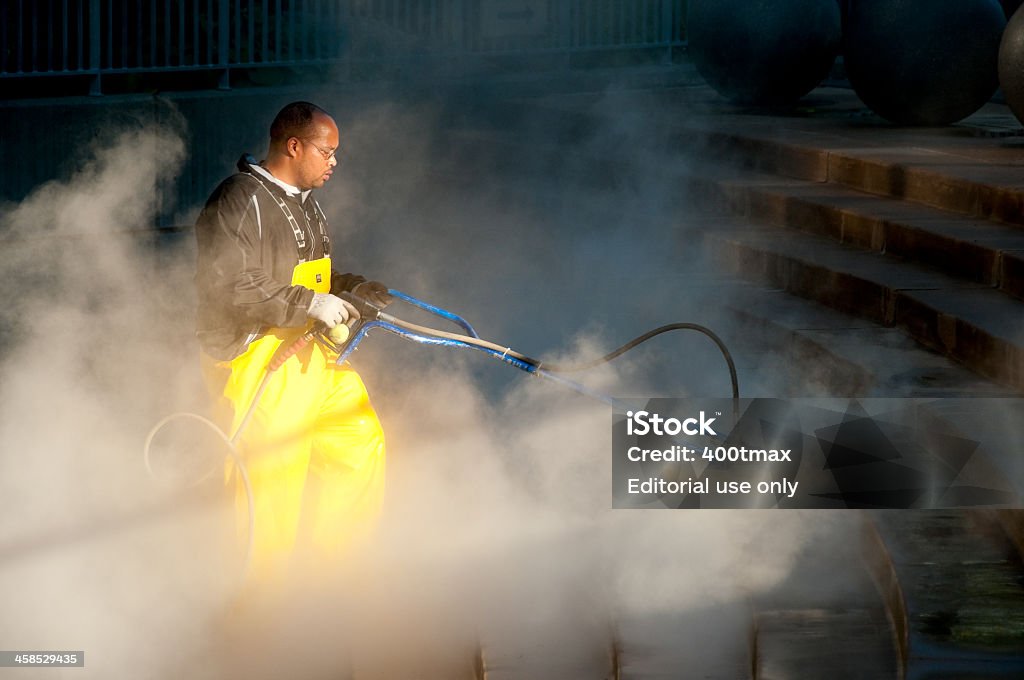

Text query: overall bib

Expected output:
[202,256,385,586]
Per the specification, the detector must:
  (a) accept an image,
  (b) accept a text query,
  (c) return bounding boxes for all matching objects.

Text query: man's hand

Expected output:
[352,280,394,307]
[307,292,360,328]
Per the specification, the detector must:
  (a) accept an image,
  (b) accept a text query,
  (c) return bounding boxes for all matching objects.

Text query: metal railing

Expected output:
[1,0,346,91]
[1,0,687,93]
[348,0,686,54]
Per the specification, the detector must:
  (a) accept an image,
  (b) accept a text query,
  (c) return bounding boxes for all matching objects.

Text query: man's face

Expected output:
[295,114,340,191]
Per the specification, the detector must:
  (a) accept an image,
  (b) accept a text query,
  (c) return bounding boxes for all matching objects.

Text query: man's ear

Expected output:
[286,136,301,158]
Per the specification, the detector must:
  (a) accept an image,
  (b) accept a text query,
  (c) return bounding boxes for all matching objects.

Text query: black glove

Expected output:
[352,280,393,308]
[331,272,366,295]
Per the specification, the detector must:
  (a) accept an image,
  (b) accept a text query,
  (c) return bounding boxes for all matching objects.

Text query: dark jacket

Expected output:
[195,155,365,360]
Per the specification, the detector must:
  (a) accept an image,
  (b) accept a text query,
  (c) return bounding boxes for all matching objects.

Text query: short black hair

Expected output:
[269,101,329,143]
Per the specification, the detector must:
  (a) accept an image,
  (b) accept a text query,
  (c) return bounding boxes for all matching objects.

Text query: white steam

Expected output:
[0,90,846,679]
[0,119,232,680]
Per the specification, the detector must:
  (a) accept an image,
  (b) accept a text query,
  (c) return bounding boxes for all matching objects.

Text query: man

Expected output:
[194,101,389,586]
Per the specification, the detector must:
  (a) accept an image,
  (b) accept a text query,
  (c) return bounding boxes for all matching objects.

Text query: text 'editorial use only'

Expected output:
[611,398,1024,509]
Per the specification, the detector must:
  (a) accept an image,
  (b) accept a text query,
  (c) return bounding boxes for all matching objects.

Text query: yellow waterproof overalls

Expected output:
[201,256,385,587]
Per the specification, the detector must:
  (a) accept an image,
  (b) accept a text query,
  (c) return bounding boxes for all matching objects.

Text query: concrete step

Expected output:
[682,164,1024,301]
[706,220,1024,391]
[1000,511,1024,563]
[754,608,898,680]
[613,605,753,680]
[722,285,1012,398]
[749,513,900,680]
[870,510,1024,679]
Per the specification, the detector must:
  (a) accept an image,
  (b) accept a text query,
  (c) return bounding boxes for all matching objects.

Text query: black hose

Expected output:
[537,323,738,397]
[537,323,740,422]
[352,317,741,418]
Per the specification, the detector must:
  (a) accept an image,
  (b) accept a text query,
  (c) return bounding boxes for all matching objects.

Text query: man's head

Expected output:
[264,101,339,191]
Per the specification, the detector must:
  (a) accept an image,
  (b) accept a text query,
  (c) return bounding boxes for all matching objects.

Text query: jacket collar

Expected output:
[238,154,311,202]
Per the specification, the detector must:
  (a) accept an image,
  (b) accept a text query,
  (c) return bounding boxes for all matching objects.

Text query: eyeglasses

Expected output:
[302,138,338,161]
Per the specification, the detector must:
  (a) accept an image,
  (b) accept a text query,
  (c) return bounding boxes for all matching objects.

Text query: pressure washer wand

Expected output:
[327,290,740,418]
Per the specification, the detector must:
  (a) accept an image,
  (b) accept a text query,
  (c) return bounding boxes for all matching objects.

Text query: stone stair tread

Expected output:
[900,288,1024,343]
[690,161,1024,291]
[711,224,987,292]
[755,607,897,680]
[728,283,878,331]
[725,286,1013,397]
[672,88,1024,166]
[713,219,1024,339]
[873,512,1024,657]
[831,145,1024,172]
[703,170,813,190]
[614,606,752,680]
[477,633,612,680]
[890,217,1024,248]
[734,174,1024,245]
[875,511,1006,563]
[750,515,901,679]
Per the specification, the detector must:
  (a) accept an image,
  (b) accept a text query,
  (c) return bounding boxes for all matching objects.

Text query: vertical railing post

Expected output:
[286,0,294,63]
[218,0,231,88]
[248,0,255,64]
[451,0,465,78]
[558,0,572,70]
[150,0,157,67]
[2,2,10,74]
[679,0,687,46]
[89,0,101,94]
[661,0,673,63]
[340,0,352,82]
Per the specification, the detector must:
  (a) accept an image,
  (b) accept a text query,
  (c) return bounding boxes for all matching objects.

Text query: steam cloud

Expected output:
[0,88,846,678]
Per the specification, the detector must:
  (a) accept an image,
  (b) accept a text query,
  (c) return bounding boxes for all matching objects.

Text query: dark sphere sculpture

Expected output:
[999,4,1024,125]
[1001,0,1024,19]
[687,0,841,106]
[844,0,1005,126]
